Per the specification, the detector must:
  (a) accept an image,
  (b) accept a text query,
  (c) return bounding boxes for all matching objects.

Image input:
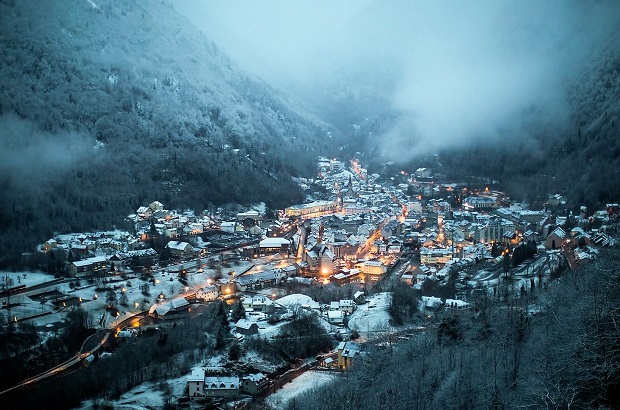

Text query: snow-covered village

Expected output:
[1,157,618,409]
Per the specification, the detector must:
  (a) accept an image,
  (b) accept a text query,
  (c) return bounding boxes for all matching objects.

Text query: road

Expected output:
[0,329,110,397]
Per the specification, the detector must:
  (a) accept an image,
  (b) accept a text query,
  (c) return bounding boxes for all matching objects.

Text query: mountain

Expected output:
[0,0,338,267]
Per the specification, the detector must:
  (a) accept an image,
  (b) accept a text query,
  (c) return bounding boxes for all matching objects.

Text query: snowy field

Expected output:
[76,371,188,410]
[266,371,339,409]
[347,292,391,338]
[0,270,55,288]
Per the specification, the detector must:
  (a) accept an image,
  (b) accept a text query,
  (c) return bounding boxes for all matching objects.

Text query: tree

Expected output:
[119,291,129,307]
[230,301,246,323]
[388,283,418,325]
[228,342,242,361]
[106,290,117,308]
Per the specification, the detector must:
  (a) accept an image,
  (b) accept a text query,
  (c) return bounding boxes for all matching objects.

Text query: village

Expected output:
[1,156,619,408]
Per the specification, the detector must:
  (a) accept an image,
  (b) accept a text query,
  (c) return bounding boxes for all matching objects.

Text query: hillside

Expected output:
[0,0,337,267]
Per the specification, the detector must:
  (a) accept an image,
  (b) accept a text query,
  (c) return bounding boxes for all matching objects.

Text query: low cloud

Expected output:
[173,0,620,160]
[0,114,96,190]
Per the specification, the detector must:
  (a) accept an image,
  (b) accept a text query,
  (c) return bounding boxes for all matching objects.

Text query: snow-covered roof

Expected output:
[259,237,290,247]
[166,241,192,250]
[72,256,107,267]
[235,319,257,330]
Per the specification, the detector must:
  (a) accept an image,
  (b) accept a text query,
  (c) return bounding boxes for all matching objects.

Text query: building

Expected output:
[236,270,286,293]
[110,248,159,269]
[187,369,206,397]
[68,256,108,277]
[471,217,516,244]
[148,297,190,318]
[285,201,338,219]
[258,237,291,254]
[241,373,269,395]
[196,285,219,302]
[165,241,194,259]
[235,319,259,336]
[462,196,496,210]
[545,227,566,250]
[353,291,366,305]
[241,295,275,312]
[327,310,344,325]
[362,260,386,276]
[338,299,356,314]
[337,341,367,369]
[419,248,453,265]
[331,269,361,286]
[203,376,240,397]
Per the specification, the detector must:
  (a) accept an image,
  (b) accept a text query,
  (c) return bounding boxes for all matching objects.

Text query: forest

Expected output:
[0,0,340,268]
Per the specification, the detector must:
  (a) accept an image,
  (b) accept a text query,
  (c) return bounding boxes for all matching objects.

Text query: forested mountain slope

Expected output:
[0,0,337,267]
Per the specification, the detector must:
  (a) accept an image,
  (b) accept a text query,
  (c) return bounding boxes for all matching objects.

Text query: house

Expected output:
[319,356,336,368]
[353,291,366,305]
[68,256,108,277]
[165,241,194,259]
[327,310,344,325]
[331,269,361,286]
[362,260,386,277]
[241,295,274,313]
[43,239,58,252]
[240,373,269,395]
[148,297,190,318]
[420,296,443,312]
[258,237,291,254]
[217,279,237,297]
[419,247,453,265]
[236,270,286,293]
[187,368,206,397]
[545,227,566,250]
[203,376,240,397]
[235,319,259,336]
[220,221,242,233]
[337,341,367,369]
[196,285,219,302]
[338,299,356,314]
[110,248,159,269]
[445,298,471,310]
[400,274,414,285]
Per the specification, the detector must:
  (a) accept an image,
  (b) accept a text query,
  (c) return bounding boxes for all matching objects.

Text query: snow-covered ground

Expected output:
[347,292,391,338]
[265,371,338,409]
[0,270,55,288]
[76,371,188,410]
[275,293,320,310]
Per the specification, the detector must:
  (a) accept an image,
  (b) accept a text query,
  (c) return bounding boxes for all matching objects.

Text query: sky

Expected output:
[173,0,620,160]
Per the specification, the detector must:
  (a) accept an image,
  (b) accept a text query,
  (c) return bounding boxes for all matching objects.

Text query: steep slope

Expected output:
[0,0,337,267]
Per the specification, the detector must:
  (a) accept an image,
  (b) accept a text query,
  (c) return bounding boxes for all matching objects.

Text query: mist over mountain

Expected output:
[180,1,620,169]
[0,0,338,267]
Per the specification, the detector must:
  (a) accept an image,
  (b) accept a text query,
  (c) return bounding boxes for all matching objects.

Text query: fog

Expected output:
[0,115,95,190]
[174,0,620,160]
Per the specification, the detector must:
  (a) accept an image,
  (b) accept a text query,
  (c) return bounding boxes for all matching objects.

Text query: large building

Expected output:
[419,248,453,265]
[68,256,108,277]
[285,201,338,219]
[472,217,516,244]
[462,196,496,210]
